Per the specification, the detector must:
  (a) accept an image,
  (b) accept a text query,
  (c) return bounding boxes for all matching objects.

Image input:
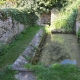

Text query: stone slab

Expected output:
[15,71,36,80]
[12,29,44,71]
[51,29,65,34]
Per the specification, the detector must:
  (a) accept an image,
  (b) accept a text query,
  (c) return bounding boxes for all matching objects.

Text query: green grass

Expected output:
[0,25,41,80]
[52,0,80,32]
[26,63,80,80]
[0,25,41,69]
[0,67,16,80]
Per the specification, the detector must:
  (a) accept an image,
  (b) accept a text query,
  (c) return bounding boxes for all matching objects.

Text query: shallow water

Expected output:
[39,34,80,67]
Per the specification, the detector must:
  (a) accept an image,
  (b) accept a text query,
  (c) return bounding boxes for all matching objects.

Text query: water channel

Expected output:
[39,33,80,67]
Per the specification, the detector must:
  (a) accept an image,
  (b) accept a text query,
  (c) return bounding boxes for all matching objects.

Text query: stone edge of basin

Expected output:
[51,29,74,34]
[12,28,45,71]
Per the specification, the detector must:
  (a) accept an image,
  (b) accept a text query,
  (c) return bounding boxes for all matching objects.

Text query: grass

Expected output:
[0,0,80,80]
[26,63,80,80]
[0,25,41,69]
[0,67,16,80]
[51,0,80,33]
[0,25,41,80]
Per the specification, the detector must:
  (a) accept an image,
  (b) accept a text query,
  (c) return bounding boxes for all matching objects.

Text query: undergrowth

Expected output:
[0,8,38,26]
[76,29,80,43]
[0,66,16,80]
[52,0,80,33]
[25,63,80,80]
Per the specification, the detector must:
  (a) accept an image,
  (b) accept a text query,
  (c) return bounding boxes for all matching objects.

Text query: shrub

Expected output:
[53,0,79,33]
[1,8,38,26]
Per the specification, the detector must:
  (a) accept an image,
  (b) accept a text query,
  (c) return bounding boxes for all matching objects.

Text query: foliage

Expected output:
[0,44,9,56]
[35,0,67,13]
[0,1,38,25]
[0,0,72,13]
[25,63,80,80]
[53,0,80,33]
[76,28,80,42]
[0,0,77,18]
[0,25,41,69]
[76,30,80,37]
[1,8,38,26]
[17,0,71,13]
[0,66,16,80]
[0,1,6,6]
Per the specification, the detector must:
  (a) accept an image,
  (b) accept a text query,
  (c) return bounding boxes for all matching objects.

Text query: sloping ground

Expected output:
[0,26,41,69]
[0,26,41,80]
[39,33,80,67]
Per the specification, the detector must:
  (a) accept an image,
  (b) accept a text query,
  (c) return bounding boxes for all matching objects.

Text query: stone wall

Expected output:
[0,16,25,44]
[76,6,80,33]
[36,13,51,26]
[51,8,59,28]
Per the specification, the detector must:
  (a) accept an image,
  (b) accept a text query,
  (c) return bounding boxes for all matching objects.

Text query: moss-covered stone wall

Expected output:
[0,12,25,44]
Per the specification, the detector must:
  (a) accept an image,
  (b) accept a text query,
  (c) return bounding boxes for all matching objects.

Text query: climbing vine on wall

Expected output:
[1,8,38,26]
[10,9,38,26]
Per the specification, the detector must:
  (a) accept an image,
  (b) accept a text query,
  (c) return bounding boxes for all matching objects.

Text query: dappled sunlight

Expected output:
[51,0,80,31]
[44,26,54,33]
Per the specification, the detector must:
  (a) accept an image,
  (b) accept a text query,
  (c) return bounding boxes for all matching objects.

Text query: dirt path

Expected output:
[39,34,80,67]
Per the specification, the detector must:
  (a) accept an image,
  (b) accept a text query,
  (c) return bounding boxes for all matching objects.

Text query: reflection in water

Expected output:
[39,34,80,67]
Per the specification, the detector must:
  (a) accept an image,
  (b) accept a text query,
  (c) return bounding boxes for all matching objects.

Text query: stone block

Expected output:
[0,15,25,43]
[12,29,44,71]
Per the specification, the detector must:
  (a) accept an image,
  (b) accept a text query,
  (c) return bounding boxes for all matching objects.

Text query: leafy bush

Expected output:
[76,28,80,42]
[1,8,38,26]
[53,0,80,33]
[0,0,72,13]
[0,1,6,6]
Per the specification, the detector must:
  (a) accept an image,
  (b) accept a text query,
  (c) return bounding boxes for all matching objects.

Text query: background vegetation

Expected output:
[0,0,80,80]
[0,0,76,27]
[53,0,80,33]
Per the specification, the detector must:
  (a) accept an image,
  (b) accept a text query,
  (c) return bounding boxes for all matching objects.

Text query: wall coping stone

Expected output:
[12,28,44,71]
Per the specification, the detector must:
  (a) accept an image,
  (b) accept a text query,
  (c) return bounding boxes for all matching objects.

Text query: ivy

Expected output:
[1,8,38,26]
[14,0,72,13]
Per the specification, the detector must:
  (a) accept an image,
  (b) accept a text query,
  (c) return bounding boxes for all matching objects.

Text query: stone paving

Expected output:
[15,72,36,80]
